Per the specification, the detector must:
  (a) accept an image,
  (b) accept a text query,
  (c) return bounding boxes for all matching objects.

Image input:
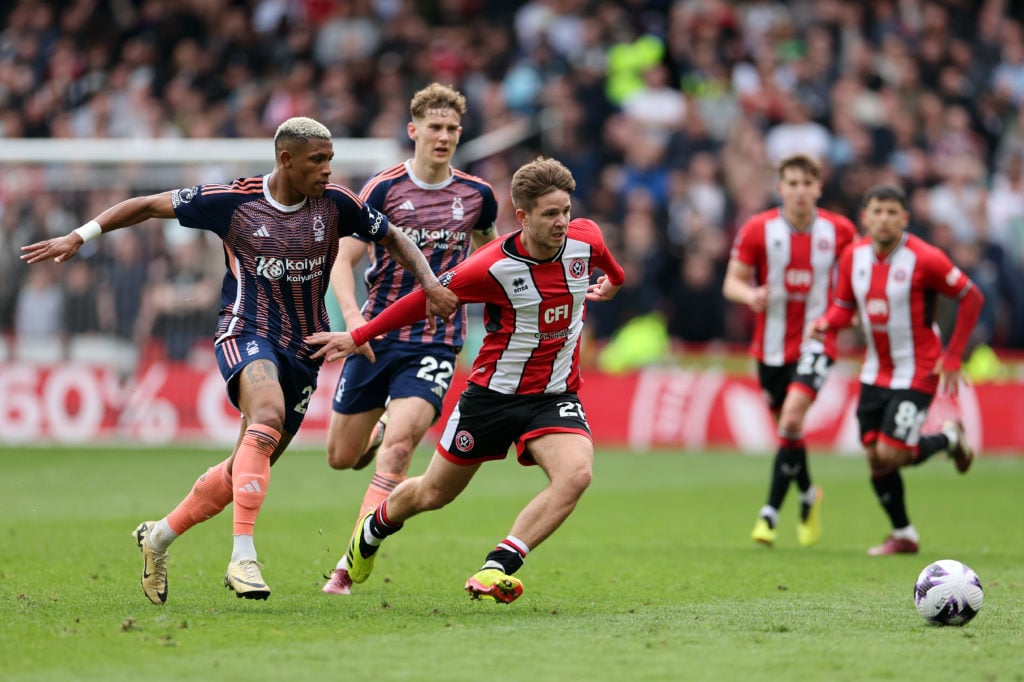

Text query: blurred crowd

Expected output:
[3,0,1024,368]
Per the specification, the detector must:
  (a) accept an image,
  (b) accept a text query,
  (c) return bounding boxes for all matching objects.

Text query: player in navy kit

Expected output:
[21,117,458,604]
[321,83,498,595]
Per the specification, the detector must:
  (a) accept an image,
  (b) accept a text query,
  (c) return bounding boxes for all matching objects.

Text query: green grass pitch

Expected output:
[1,446,1021,681]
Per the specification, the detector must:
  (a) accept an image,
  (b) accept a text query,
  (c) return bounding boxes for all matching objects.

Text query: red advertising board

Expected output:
[0,359,1020,454]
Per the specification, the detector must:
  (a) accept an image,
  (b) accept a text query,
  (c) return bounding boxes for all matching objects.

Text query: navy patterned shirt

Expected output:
[355,161,497,349]
[171,174,389,361]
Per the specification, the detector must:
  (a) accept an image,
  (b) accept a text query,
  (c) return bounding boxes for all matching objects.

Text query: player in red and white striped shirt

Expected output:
[724,154,857,548]
[307,158,624,603]
[810,183,983,556]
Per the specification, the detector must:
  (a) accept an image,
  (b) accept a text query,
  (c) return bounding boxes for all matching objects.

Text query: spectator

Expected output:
[137,235,220,361]
[15,263,62,340]
[3,0,1024,352]
[61,259,103,336]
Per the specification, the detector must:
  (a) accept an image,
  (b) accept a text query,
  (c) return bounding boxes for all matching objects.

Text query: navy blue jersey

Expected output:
[355,161,497,349]
[170,174,389,361]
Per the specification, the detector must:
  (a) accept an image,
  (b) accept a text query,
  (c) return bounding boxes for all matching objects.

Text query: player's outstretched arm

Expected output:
[306,331,371,364]
[21,192,176,265]
[307,282,447,362]
[379,229,459,327]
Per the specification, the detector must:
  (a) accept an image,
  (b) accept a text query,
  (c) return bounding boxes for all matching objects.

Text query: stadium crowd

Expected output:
[3,0,1024,364]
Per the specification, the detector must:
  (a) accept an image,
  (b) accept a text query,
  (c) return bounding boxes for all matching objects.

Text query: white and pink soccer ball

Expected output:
[914,559,984,626]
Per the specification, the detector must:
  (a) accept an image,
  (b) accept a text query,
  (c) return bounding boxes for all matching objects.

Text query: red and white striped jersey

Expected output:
[730,207,857,365]
[832,233,975,394]
[351,218,625,395]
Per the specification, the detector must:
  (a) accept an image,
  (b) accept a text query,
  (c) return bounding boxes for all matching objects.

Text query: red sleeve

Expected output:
[729,217,763,267]
[574,218,625,285]
[350,289,429,346]
[918,246,984,371]
[942,285,983,371]
[823,247,857,329]
[349,242,502,346]
[921,245,972,300]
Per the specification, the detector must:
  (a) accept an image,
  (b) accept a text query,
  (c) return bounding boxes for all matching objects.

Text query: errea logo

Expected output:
[512,277,528,293]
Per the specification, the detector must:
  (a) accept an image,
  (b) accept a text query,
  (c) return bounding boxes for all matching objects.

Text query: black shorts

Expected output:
[757,352,833,412]
[437,384,592,466]
[856,383,933,449]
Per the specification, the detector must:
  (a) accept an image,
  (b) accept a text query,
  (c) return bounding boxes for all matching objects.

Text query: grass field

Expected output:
[1,446,1022,682]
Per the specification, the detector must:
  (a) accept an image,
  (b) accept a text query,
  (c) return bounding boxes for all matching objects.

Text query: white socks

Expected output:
[941,423,960,452]
[758,505,780,527]
[146,518,178,552]
[231,534,257,563]
[892,525,919,542]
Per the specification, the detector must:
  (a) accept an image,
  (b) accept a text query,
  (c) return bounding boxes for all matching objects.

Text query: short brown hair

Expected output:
[409,83,467,119]
[778,153,822,180]
[510,157,577,211]
[862,183,907,209]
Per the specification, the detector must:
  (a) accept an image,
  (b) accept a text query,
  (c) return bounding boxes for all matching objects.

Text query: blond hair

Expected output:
[409,83,467,119]
[510,157,577,210]
[274,117,331,153]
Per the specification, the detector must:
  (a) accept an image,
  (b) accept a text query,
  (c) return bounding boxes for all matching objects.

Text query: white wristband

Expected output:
[73,220,102,243]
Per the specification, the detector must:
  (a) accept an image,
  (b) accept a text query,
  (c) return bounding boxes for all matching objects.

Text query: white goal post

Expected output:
[0,137,403,189]
[0,137,400,166]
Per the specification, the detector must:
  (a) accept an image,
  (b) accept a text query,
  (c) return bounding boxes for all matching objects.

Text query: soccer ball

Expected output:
[913,559,984,626]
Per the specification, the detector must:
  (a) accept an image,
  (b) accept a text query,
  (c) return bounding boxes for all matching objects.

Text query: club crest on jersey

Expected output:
[455,430,474,452]
[452,196,464,221]
[946,266,962,286]
[245,340,260,356]
[313,214,325,242]
[893,268,907,282]
[569,258,587,279]
[170,186,198,208]
[817,238,831,251]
